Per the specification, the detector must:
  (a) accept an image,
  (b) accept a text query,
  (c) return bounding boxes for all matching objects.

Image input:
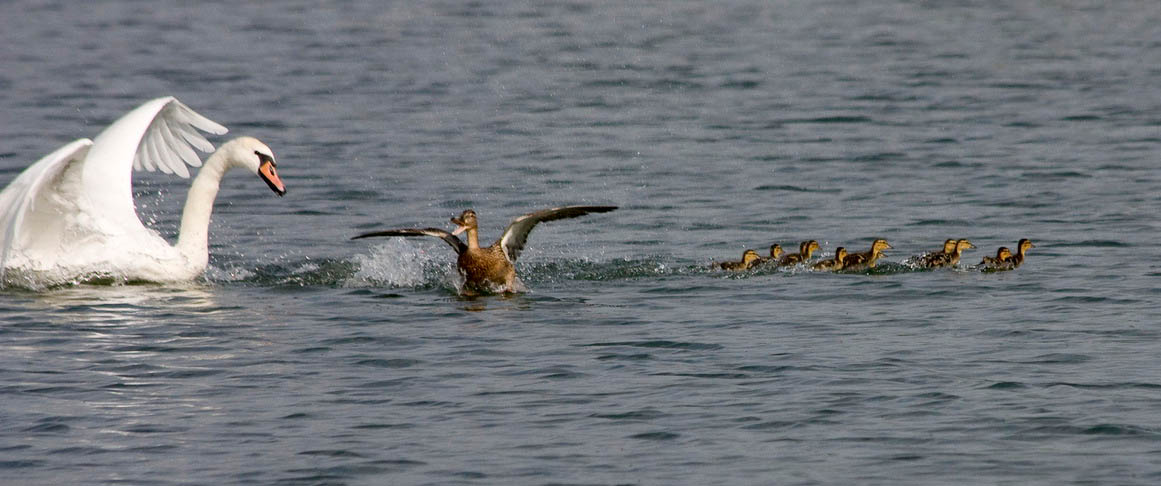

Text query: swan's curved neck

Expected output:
[175,149,233,269]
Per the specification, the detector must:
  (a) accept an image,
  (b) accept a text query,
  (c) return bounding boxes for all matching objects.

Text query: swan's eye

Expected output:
[254,151,276,167]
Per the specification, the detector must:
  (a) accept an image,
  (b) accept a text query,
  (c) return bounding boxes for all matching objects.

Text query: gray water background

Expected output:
[2,1,1161,484]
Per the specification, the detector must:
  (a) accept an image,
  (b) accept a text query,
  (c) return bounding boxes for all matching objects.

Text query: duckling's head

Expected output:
[1018,238,1035,253]
[942,239,956,253]
[997,247,1011,260]
[956,239,975,252]
[872,239,892,253]
[742,250,761,264]
[834,247,848,261]
[451,209,478,235]
[806,240,821,255]
[769,244,783,259]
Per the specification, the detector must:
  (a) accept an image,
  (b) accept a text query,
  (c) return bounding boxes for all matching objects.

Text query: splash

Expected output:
[346,239,459,289]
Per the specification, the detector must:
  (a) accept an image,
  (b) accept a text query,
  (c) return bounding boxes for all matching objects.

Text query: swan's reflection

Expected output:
[30,283,221,326]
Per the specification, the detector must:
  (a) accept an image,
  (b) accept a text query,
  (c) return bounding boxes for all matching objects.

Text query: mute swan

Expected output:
[0,97,286,287]
[351,206,617,294]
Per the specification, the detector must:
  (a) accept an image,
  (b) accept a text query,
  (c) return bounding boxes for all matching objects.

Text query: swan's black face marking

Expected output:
[255,151,286,196]
[255,151,276,167]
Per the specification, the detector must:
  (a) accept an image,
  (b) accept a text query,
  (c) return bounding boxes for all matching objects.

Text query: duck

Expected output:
[755,243,784,266]
[922,239,975,268]
[1008,238,1035,268]
[975,249,1012,267]
[778,240,820,266]
[718,249,762,271]
[352,206,617,294]
[917,239,956,267]
[0,97,286,287]
[841,239,892,270]
[812,247,847,271]
[979,247,1014,272]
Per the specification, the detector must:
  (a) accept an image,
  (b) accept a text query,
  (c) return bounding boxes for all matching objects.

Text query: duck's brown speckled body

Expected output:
[812,247,847,271]
[719,249,762,271]
[842,239,892,271]
[352,206,617,294]
[779,240,820,266]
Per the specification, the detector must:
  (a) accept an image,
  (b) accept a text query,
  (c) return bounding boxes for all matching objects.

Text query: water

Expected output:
[2,1,1161,484]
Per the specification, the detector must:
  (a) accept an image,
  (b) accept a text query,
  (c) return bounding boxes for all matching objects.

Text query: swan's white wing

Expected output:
[80,96,228,233]
[0,139,92,273]
[499,205,618,262]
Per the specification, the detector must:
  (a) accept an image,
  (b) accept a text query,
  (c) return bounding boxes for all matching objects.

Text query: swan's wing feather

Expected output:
[80,97,228,233]
[499,205,617,262]
[0,139,92,272]
[351,228,467,255]
[158,117,202,169]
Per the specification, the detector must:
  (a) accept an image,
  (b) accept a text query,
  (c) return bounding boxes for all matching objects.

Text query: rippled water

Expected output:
[3,1,1161,484]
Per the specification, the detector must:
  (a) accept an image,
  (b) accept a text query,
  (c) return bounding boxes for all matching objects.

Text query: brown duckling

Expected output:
[718,249,762,271]
[757,243,784,265]
[352,205,617,293]
[842,239,892,270]
[923,239,975,268]
[778,240,820,266]
[918,239,956,267]
[812,247,847,271]
[979,247,1013,270]
[767,244,784,262]
[1008,238,1035,268]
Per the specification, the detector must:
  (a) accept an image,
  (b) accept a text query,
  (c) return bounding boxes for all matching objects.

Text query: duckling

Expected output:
[352,205,617,294]
[778,240,820,266]
[923,239,975,268]
[718,249,762,271]
[975,247,1012,266]
[842,239,892,270]
[812,247,847,271]
[917,239,956,267]
[1008,238,1035,268]
[757,243,784,265]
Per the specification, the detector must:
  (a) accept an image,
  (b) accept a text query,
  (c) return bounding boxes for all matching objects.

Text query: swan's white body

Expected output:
[0,97,285,287]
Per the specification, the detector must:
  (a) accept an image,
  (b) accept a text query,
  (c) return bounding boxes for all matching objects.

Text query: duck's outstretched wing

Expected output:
[0,139,93,275]
[351,228,467,255]
[499,205,617,262]
[81,96,228,233]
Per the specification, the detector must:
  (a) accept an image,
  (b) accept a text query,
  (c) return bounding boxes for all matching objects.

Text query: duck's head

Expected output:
[221,136,286,196]
[1017,238,1035,253]
[742,250,761,264]
[872,239,892,254]
[996,247,1011,260]
[955,239,975,253]
[451,209,478,235]
[834,247,848,261]
[806,240,821,255]
[769,244,783,259]
[941,239,956,253]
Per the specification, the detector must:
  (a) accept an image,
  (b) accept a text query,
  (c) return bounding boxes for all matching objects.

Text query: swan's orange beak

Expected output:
[258,160,287,196]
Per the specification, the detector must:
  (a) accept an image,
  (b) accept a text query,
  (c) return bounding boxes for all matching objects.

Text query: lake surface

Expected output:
[2,1,1161,484]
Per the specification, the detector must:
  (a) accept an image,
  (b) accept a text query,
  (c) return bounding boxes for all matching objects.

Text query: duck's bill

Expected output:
[258,160,287,196]
[450,217,467,235]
